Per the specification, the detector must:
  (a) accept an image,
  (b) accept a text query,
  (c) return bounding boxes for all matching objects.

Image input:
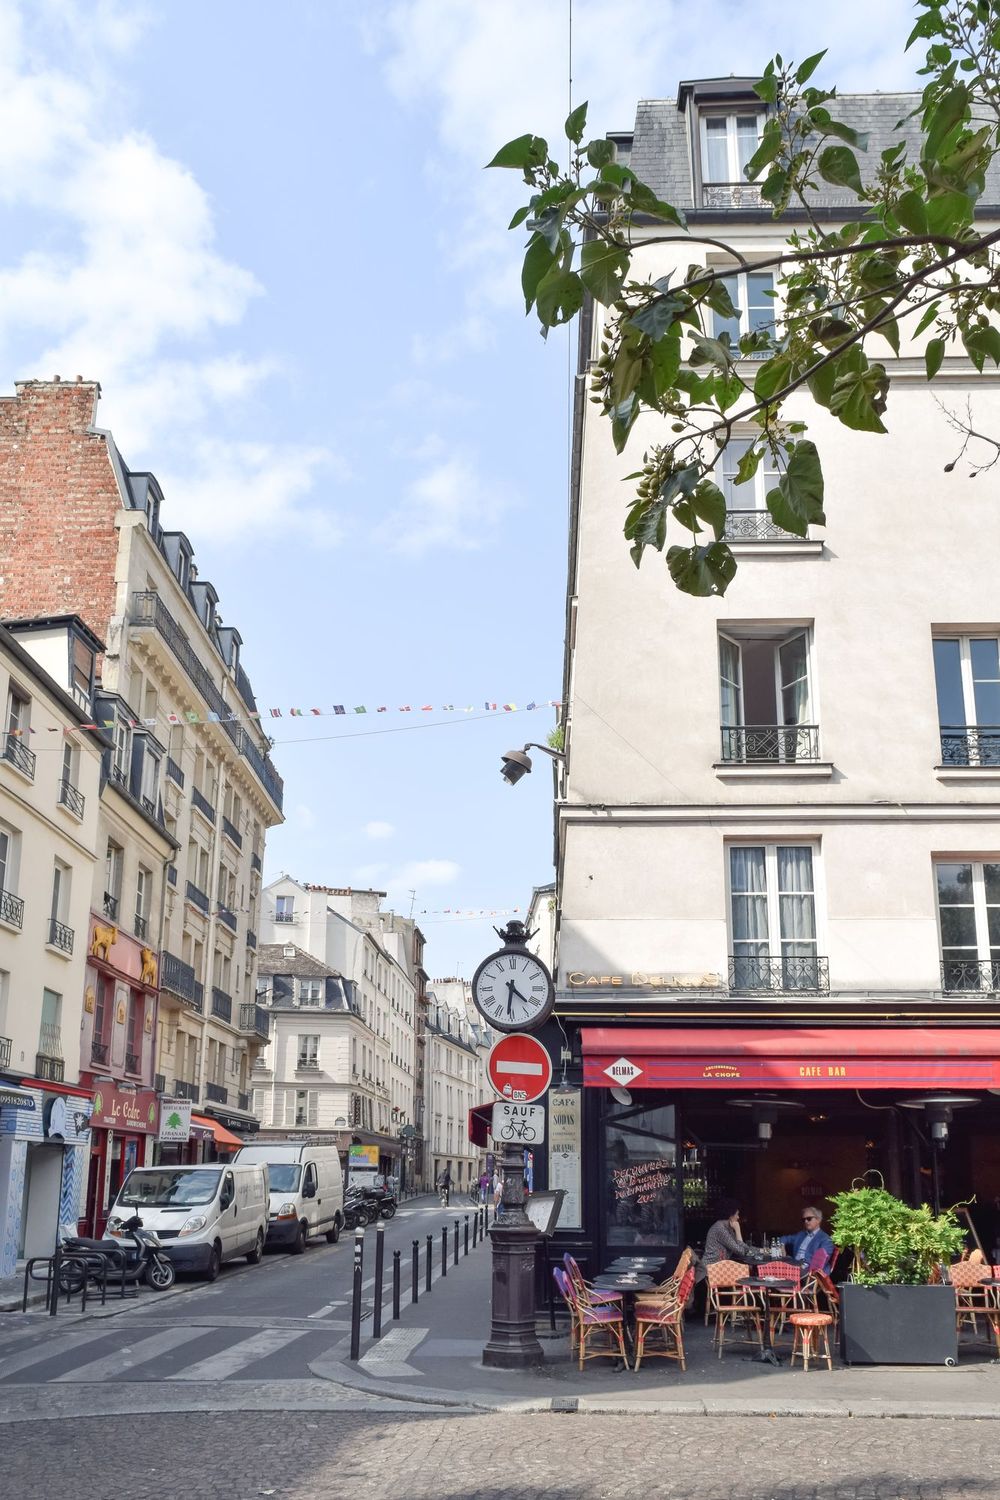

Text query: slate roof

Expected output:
[257,943,342,980]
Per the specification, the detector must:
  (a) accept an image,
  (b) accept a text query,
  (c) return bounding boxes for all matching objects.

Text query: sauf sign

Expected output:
[492,1101,545,1146]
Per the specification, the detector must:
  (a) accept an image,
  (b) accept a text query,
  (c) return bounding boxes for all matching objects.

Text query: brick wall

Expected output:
[0,379,123,639]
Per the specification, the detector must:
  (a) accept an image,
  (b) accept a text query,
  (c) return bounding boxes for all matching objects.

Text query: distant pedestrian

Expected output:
[479,1170,490,1203]
[437,1167,451,1207]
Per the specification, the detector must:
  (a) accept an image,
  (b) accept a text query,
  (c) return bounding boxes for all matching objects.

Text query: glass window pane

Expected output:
[778,845,813,893]
[732,894,769,943]
[987,906,1000,945]
[936,862,973,904]
[736,116,760,174]
[605,1103,678,1248]
[747,272,774,336]
[704,118,729,180]
[730,846,766,893]
[972,639,1000,725]
[780,894,816,944]
[720,439,752,507]
[939,906,977,947]
[984,863,1000,902]
[933,639,965,726]
[713,273,741,345]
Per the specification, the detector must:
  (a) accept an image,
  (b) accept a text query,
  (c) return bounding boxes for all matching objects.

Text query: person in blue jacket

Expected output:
[782,1206,835,1271]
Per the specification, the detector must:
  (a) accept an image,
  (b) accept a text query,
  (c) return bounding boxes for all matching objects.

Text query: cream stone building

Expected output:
[425,977,492,1191]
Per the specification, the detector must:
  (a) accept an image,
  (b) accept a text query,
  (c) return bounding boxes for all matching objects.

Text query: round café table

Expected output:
[738,1276,799,1365]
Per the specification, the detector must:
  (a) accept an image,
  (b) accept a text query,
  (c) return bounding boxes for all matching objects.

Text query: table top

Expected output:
[977,1278,1000,1286]
[594,1274,656,1290]
[606,1259,666,1269]
[738,1277,797,1292]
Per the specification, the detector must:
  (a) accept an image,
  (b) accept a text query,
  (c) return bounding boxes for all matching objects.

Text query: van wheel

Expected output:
[290,1221,307,1255]
[246,1229,264,1265]
[326,1218,341,1244]
[204,1243,222,1282]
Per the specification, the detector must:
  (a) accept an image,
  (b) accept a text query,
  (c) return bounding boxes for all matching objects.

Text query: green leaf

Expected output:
[508,205,531,230]
[753,74,779,104]
[764,440,826,537]
[893,189,929,234]
[648,333,681,394]
[925,336,945,380]
[760,166,789,205]
[611,395,639,454]
[534,267,583,332]
[829,358,889,433]
[745,119,784,182]
[666,541,737,596]
[754,353,794,403]
[625,181,687,228]
[818,144,864,194]
[925,188,973,234]
[807,355,838,409]
[734,445,763,485]
[586,138,615,169]
[521,235,557,312]
[690,480,727,541]
[824,120,869,152]
[688,332,733,371]
[579,240,630,305]
[629,294,685,340]
[913,300,942,337]
[795,49,827,84]
[486,134,548,170]
[565,101,588,144]
[923,84,970,164]
[714,370,744,412]
[906,9,943,48]
[962,324,1000,371]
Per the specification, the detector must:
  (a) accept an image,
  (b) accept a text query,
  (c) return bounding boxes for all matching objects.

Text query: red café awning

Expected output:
[582,1027,1000,1091]
[469,1101,494,1148]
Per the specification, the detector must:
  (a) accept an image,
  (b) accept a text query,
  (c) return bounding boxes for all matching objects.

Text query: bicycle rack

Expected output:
[23,1244,130,1315]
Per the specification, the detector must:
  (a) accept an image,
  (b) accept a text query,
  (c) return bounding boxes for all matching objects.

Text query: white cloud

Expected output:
[364,821,396,840]
[157,438,345,547]
[378,449,512,556]
[293,803,317,832]
[395,859,460,887]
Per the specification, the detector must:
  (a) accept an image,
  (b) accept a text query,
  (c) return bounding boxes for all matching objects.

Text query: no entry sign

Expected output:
[487,1033,552,1104]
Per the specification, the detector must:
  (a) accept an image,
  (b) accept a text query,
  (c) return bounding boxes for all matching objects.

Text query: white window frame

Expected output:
[299,979,323,1007]
[935,859,1000,986]
[135,865,151,937]
[139,743,160,807]
[0,821,19,896]
[5,684,30,736]
[297,1034,319,1068]
[112,716,131,780]
[699,111,763,185]
[718,627,816,761]
[725,841,824,989]
[718,437,780,515]
[711,269,775,354]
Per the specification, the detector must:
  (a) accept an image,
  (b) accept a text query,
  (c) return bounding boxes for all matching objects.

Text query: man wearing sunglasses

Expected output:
[782,1207,834,1272]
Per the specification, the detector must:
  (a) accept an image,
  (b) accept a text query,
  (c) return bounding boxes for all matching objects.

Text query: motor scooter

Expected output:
[60,1213,176,1293]
[343,1188,374,1231]
[360,1185,397,1220]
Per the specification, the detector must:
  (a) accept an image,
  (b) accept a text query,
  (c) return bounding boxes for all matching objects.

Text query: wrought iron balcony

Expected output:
[0,888,24,928]
[251,851,262,874]
[237,1091,252,1112]
[130,591,284,812]
[939,726,1000,766]
[273,910,294,924]
[723,510,800,542]
[47,917,74,955]
[154,1073,166,1093]
[720,724,821,763]
[729,954,829,993]
[166,756,185,787]
[246,929,257,950]
[191,785,216,823]
[239,1002,270,1041]
[36,1054,64,1082]
[125,1050,141,1075]
[91,1040,109,1066]
[134,914,148,941]
[193,980,204,1010]
[167,864,177,887]
[217,905,238,933]
[702,181,763,210]
[211,987,233,1022]
[2,732,36,779]
[941,958,1000,993]
[173,1078,199,1102]
[205,1081,228,1104]
[103,892,118,921]
[160,951,204,1012]
[58,778,85,817]
[0,1034,11,1068]
[222,816,242,850]
[186,881,210,915]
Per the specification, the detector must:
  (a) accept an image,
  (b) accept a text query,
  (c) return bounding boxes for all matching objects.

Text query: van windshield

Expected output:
[266,1164,301,1192]
[119,1169,222,1208]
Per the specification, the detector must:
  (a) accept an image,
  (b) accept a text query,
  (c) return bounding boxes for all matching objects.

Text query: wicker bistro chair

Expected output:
[707,1259,763,1358]
[633,1266,697,1373]
[947,1259,993,1336]
[788,1310,834,1372]
[554,1266,630,1371]
[642,1247,695,1304]
[563,1253,624,1310]
[754,1260,805,1339]
[802,1269,841,1340]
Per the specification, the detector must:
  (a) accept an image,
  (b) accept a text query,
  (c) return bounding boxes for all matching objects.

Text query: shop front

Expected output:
[82,1083,158,1237]
[533,1020,1000,1280]
[0,1081,93,1277]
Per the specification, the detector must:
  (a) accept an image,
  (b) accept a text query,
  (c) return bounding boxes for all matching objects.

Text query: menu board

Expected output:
[548,1089,582,1229]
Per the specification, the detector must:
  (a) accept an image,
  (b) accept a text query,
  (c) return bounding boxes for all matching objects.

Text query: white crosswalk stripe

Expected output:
[52,1325,213,1382]
[0,1326,116,1381]
[168,1327,310,1381]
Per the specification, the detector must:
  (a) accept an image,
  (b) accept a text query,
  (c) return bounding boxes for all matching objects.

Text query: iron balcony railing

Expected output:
[251,851,262,874]
[941,958,1000,993]
[217,906,238,933]
[702,181,764,210]
[222,816,242,849]
[58,778,85,817]
[166,756,185,787]
[130,591,284,812]
[173,1079,199,1102]
[191,785,216,823]
[103,892,118,920]
[211,987,233,1023]
[2,732,36,779]
[125,1050,141,1075]
[0,888,24,928]
[939,726,1000,766]
[239,1003,270,1040]
[48,917,74,955]
[134,914,148,941]
[154,1073,166,1093]
[729,954,830,993]
[36,1054,64,1082]
[186,881,210,916]
[720,724,821,764]
[91,1040,109,1066]
[205,1081,228,1104]
[246,930,257,950]
[238,1091,252,1112]
[273,910,294,924]
[723,510,800,543]
[0,1034,11,1069]
[160,951,205,1012]
[193,980,205,1010]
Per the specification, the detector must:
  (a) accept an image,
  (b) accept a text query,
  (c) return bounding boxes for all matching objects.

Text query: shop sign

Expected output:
[158,1098,193,1143]
[90,1084,158,1133]
[566,971,722,990]
[492,1101,545,1146]
[604,1057,642,1086]
[349,1144,380,1168]
[0,1089,35,1110]
[548,1089,582,1229]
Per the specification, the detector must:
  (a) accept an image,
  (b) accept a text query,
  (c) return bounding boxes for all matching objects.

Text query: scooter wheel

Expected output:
[146,1258,176,1291]
[380,1203,396,1219]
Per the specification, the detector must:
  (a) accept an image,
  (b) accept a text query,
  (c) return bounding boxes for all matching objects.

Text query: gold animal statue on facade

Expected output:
[140,948,157,987]
[90,923,118,960]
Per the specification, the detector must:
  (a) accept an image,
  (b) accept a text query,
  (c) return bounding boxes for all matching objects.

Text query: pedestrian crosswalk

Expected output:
[0,1320,337,1386]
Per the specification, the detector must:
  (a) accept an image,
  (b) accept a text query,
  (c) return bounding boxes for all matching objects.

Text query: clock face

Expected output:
[471,948,555,1033]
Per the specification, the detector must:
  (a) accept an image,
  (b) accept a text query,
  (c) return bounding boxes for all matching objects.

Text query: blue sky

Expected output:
[0,0,919,976]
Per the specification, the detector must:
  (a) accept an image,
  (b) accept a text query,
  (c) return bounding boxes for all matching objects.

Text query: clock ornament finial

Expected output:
[493,918,537,948]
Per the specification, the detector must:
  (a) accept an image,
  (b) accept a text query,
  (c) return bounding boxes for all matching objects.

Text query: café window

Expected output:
[604,1098,679,1249]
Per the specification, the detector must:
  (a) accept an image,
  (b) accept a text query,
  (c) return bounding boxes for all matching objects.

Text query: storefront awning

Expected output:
[469,1101,494,1148]
[581,1027,1000,1090]
[191,1113,245,1148]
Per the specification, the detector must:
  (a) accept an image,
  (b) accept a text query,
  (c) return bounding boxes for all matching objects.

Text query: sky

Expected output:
[0,0,921,977]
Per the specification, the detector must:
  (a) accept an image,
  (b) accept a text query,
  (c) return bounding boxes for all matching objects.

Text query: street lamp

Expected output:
[500,743,565,786]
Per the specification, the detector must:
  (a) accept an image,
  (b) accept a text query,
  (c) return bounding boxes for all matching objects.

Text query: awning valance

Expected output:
[581,1027,1000,1090]
[192,1113,244,1148]
[469,1101,494,1148]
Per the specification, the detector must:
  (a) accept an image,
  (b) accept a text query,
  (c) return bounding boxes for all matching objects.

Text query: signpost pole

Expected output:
[482,1139,544,1368]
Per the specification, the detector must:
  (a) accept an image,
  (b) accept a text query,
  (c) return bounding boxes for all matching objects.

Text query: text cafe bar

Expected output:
[531,1023,1000,1279]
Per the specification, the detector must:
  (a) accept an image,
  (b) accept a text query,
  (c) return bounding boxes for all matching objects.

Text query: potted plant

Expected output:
[829,1177,967,1365]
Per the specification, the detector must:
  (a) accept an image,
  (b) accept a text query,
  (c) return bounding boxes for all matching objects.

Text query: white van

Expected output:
[233,1141,344,1253]
[109,1163,269,1281]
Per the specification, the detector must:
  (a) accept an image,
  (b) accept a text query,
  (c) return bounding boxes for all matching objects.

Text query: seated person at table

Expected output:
[703,1200,761,1265]
[782,1206,834,1271]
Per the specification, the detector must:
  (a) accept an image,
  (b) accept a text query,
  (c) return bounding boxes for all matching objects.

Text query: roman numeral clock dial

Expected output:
[471,944,555,1034]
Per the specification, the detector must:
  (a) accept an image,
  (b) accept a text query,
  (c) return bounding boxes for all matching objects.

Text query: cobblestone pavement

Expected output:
[4,1410,999,1499]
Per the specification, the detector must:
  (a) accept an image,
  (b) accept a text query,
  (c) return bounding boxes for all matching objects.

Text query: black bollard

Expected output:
[464,1215,469,1257]
[349,1228,364,1360]
[454,1218,460,1267]
[472,1212,478,1249]
[426,1233,433,1293]
[392,1250,401,1320]
[441,1225,448,1277]
[412,1239,420,1305]
[49,1245,61,1317]
[372,1220,386,1339]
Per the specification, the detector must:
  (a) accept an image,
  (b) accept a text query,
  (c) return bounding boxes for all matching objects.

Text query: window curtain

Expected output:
[778,846,817,957]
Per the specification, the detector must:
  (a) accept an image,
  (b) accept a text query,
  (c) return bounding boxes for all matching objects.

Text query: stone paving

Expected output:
[3,1409,999,1499]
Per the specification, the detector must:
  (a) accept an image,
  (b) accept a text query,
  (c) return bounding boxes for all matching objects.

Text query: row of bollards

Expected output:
[349,1202,491,1361]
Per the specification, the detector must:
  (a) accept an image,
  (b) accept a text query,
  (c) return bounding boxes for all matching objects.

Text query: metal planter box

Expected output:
[840,1283,957,1366]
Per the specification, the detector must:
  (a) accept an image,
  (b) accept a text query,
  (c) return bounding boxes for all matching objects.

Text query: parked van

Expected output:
[109,1163,269,1281]
[233,1141,344,1253]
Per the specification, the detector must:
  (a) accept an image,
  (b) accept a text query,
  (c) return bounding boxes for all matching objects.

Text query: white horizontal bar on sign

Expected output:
[494,1060,544,1075]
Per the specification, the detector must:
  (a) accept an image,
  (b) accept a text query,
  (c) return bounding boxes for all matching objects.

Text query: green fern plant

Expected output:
[829,1178,967,1286]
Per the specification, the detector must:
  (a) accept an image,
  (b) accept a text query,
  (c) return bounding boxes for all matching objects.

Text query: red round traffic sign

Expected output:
[487,1033,552,1104]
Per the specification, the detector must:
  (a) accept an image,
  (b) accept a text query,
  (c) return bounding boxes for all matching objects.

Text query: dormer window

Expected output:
[177,552,190,591]
[700,112,763,208]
